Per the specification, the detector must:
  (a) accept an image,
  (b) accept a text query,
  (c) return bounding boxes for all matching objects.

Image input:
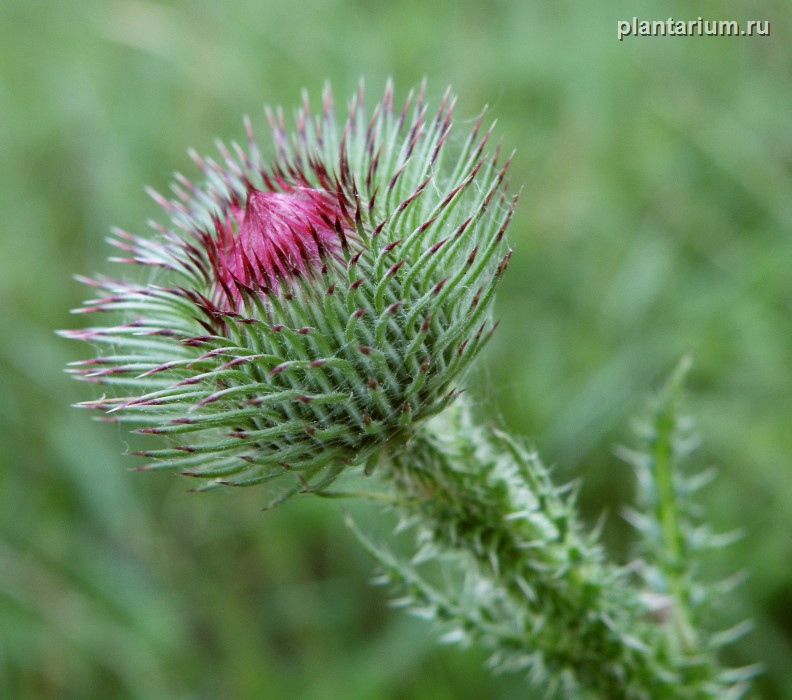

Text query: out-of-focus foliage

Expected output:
[1,0,790,697]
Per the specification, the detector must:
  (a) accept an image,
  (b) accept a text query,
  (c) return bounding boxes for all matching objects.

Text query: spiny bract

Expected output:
[62,82,516,507]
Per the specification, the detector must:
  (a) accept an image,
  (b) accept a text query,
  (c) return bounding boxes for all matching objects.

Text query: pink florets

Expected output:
[208,186,349,309]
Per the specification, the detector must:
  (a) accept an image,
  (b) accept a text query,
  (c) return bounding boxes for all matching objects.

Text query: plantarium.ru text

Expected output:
[617,17,770,41]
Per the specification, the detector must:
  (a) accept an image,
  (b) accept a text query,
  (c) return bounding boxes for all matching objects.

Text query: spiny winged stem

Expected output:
[351,384,753,699]
[617,358,758,694]
[643,356,698,651]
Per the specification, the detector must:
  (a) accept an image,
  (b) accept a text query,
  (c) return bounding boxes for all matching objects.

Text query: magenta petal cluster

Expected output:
[208,186,348,309]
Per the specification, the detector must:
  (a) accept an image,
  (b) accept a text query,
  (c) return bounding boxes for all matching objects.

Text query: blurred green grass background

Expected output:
[1,0,791,697]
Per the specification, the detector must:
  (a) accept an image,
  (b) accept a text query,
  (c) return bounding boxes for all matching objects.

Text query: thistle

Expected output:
[62,83,753,697]
[62,82,514,508]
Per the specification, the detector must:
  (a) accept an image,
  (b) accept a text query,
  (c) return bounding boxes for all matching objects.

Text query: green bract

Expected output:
[62,83,516,506]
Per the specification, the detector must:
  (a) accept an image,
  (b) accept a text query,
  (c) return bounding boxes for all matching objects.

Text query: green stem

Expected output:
[367,395,737,699]
[651,355,697,651]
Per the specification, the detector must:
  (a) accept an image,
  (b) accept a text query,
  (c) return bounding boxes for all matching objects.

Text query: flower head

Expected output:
[62,82,516,507]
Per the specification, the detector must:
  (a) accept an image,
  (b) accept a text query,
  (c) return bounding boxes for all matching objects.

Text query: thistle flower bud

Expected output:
[62,82,516,507]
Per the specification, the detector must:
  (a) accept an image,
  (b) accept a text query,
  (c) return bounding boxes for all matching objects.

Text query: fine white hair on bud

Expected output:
[61,81,517,507]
